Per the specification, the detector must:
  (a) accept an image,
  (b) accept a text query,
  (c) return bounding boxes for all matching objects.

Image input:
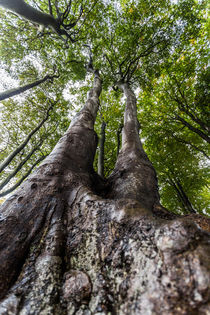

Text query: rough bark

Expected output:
[0,75,209,315]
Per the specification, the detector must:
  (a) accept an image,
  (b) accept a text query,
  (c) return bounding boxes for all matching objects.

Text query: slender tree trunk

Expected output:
[0,103,53,173]
[169,177,196,214]
[176,179,196,214]
[0,140,43,191]
[0,75,209,315]
[0,155,45,197]
[175,114,210,143]
[98,120,106,178]
[116,123,123,157]
[0,75,56,101]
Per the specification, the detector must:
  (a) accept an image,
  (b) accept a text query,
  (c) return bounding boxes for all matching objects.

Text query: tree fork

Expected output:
[107,82,160,213]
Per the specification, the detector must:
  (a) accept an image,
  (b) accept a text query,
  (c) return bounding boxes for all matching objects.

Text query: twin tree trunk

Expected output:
[0,72,210,315]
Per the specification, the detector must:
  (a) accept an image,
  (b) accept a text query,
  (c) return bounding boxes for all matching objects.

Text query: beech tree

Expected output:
[0,0,209,314]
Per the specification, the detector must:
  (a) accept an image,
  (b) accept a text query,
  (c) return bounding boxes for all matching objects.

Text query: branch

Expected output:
[172,93,209,133]
[175,114,210,143]
[0,140,44,191]
[123,39,167,81]
[1,0,77,43]
[0,102,55,173]
[104,53,116,77]
[0,74,59,101]
[63,5,83,29]
[84,44,95,73]
[62,0,72,20]
[48,0,53,15]
[168,132,210,160]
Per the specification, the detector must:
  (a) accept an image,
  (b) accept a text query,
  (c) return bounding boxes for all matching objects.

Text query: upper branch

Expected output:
[0,73,59,101]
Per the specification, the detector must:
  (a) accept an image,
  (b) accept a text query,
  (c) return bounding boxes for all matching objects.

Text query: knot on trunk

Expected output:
[62,270,92,302]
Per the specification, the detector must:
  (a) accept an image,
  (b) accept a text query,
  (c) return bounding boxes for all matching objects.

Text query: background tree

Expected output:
[138,19,209,215]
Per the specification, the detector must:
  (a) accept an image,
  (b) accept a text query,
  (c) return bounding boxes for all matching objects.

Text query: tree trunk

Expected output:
[0,103,54,173]
[0,75,57,101]
[98,120,106,178]
[0,139,43,192]
[0,75,209,315]
[116,123,123,157]
[175,114,210,143]
[169,177,196,214]
[0,155,46,197]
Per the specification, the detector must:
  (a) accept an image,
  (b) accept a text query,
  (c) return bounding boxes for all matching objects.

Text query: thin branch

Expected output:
[175,114,210,143]
[123,40,166,81]
[0,102,55,173]
[104,53,115,76]
[0,140,43,191]
[48,0,53,15]
[172,135,209,159]
[63,5,83,29]
[62,0,72,20]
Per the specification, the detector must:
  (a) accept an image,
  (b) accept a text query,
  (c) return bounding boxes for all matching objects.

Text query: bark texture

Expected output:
[0,75,209,315]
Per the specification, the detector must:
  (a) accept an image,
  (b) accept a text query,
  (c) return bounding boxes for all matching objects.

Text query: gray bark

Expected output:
[0,75,209,315]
